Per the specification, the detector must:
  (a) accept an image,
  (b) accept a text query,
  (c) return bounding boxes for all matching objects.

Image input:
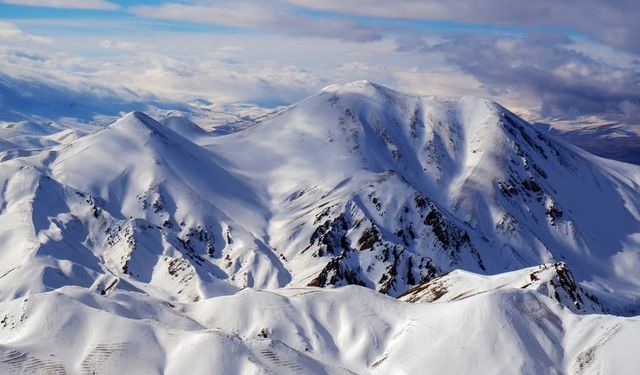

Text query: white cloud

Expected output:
[129,1,382,42]
[100,40,144,51]
[0,31,399,106]
[1,4,638,128]
[1,0,118,10]
[0,22,52,44]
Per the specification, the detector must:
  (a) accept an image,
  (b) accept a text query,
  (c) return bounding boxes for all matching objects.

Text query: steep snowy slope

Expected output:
[204,81,640,311]
[0,112,291,305]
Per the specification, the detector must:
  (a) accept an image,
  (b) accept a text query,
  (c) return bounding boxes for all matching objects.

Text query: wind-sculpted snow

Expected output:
[1,81,640,373]
[1,285,640,374]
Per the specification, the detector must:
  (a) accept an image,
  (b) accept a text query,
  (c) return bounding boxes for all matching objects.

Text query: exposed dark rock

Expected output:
[521,179,542,193]
[546,202,563,226]
[552,262,583,309]
[307,252,365,288]
[358,226,381,251]
[308,214,349,257]
[498,181,518,198]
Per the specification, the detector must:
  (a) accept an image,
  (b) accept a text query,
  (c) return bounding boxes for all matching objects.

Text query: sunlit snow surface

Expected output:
[1,81,640,374]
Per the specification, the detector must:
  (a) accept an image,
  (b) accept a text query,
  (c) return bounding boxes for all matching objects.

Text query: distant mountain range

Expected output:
[535,122,640,165]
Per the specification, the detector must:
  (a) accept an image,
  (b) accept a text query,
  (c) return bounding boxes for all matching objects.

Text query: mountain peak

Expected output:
[111,111,162,132]
[321,80,372,91]
[105,111,195,149]
[319,80,398,96]
[316,81,504,122]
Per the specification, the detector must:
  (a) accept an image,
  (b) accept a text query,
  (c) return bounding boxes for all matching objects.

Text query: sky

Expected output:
[0,0,639,128]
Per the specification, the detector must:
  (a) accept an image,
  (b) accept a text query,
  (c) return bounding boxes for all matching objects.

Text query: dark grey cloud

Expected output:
[130,1,640,51]
[427,33,640,125]
[288,0,640,54]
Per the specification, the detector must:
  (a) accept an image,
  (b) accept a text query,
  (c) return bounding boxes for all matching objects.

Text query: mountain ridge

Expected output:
[202,81,640,310]
[1,81,640,373]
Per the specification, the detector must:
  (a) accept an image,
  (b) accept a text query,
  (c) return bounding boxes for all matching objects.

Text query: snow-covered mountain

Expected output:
[1,81,640,373]
[204,81,640,310]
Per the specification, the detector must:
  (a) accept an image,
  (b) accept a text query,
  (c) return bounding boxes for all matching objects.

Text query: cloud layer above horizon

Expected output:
[0,0,638,127]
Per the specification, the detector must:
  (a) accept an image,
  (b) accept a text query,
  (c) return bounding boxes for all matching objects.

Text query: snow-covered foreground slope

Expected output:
[1,81,640,373]
[1,284,640,374]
